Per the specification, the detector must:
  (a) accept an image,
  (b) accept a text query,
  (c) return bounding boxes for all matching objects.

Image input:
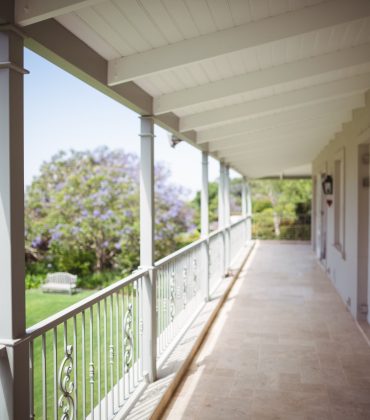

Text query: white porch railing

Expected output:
[26,269,148,419]
[230,218,247,262]
[209,229,225,293]
[156,238,205,361]
[11,216,250,419]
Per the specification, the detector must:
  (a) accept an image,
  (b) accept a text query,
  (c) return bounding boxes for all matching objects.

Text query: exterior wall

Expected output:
[312,90,370,321]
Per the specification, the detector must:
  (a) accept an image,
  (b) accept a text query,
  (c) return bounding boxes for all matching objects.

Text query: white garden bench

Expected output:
[41,272,77,294]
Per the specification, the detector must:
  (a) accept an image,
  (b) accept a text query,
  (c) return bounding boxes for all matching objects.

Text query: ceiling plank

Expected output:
[216,127,337,159]
[209,120,343,153]
[15,0,106,26]
[154,43,370,114]
[179,73,370,131]
[108,0,370,85]
[195,95,364,144]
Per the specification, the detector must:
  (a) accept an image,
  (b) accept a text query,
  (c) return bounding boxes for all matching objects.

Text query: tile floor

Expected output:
[163,242,370,420]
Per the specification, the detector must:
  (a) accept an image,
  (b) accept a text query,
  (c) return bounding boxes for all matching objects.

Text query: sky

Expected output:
[24,49,239,198]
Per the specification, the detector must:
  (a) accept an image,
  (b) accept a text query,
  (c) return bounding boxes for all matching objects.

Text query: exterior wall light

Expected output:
[322,174,333,195]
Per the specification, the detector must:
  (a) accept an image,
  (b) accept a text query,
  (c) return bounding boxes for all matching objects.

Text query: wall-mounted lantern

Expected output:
[322,174,333,195]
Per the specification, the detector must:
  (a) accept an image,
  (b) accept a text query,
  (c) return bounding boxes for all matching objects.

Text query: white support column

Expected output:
[241,176,248,243]
[218,162,225,230]
[241,177,247,217]
[224,166,231,271]
[246,182,252,241]
[201,152,209,238]
[201,152,210,300]
[139,116,157,382]
[0,29,29,420]
[218,162,229,275]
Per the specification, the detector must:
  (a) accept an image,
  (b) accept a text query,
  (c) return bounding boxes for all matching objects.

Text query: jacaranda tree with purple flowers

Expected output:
[25,147,196,287]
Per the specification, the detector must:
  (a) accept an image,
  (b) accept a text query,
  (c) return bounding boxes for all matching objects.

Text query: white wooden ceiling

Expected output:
[16,0,370,178]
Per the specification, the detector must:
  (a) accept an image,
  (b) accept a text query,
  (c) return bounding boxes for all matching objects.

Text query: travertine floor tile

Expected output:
[163,242,370,420]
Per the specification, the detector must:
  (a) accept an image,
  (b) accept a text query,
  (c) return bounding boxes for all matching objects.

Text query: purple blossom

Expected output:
[31,236,42,247]
[123,226,133,235]
[81,209,89,218]
[93,209,100,217]
[114,242,121,250]
[51,231,62,241]
[55,182,64,192]
[102,240,109,248]
[124,210,133,218]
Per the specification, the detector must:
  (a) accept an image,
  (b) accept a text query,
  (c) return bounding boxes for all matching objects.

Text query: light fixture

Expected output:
[169,135,183,148]
[322,174,333,195]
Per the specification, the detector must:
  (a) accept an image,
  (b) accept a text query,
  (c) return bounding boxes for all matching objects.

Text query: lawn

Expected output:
[26,287,141,418]
[27,289,94,327]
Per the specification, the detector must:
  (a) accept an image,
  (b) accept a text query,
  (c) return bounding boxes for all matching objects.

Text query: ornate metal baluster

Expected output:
[193,257,198,296]
[89,307,95,419]
[134,281,139,386]
[123,302,134,378]
[42,333,47,420]
[183,266,187,309]
[73,316,78,420]
[29,341,35,420]
[139,278,144,379]
[115,293,120,406]
[81,311,86,419]
[170,271,175,322]
[96,303,101,419]
[103,298,108,420]
[58,344,75,420]
[53,328,58,420]
[120,288,126,403]
[109,294,114,415]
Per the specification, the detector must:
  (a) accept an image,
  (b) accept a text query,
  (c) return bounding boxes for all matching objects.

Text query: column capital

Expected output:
[139,115,155,139]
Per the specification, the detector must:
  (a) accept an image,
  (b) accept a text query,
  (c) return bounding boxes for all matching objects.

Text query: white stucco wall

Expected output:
[312,90,370,321]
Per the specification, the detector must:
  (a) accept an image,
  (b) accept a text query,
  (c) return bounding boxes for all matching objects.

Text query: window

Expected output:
[334,149,345,256]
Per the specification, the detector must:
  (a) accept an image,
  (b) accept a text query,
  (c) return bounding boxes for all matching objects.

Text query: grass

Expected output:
[26,287,140,418]
[27,289,94,327]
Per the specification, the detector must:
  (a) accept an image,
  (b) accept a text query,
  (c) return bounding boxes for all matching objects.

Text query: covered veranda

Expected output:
[1,0,370,419]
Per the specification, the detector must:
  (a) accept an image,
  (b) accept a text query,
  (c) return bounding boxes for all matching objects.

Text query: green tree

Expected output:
[25,147,196,287]
[191,177,244,231]
[250,179,312,239]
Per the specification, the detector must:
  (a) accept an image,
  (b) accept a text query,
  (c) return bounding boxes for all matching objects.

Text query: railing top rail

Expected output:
[230,216,248,228]
[155,236,207,267]
[26,268,149,341]
[208,227,224,239]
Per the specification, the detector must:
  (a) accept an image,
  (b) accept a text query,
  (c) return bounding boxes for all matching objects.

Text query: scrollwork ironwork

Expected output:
[193,258,198,295]
[183,267,187,308]
[170,272,175,321]
[123,303,133,372]
[109,344,114,365]
[58,344,75,420]
[89,362,95,384]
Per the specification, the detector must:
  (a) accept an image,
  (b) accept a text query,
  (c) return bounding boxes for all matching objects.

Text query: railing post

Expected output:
[139,116,157,382]
[0,29,30,419]
[201,152,210,301]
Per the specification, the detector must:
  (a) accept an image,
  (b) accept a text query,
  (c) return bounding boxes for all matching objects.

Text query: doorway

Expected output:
[319,173,327,264]
[357,143,370,321]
